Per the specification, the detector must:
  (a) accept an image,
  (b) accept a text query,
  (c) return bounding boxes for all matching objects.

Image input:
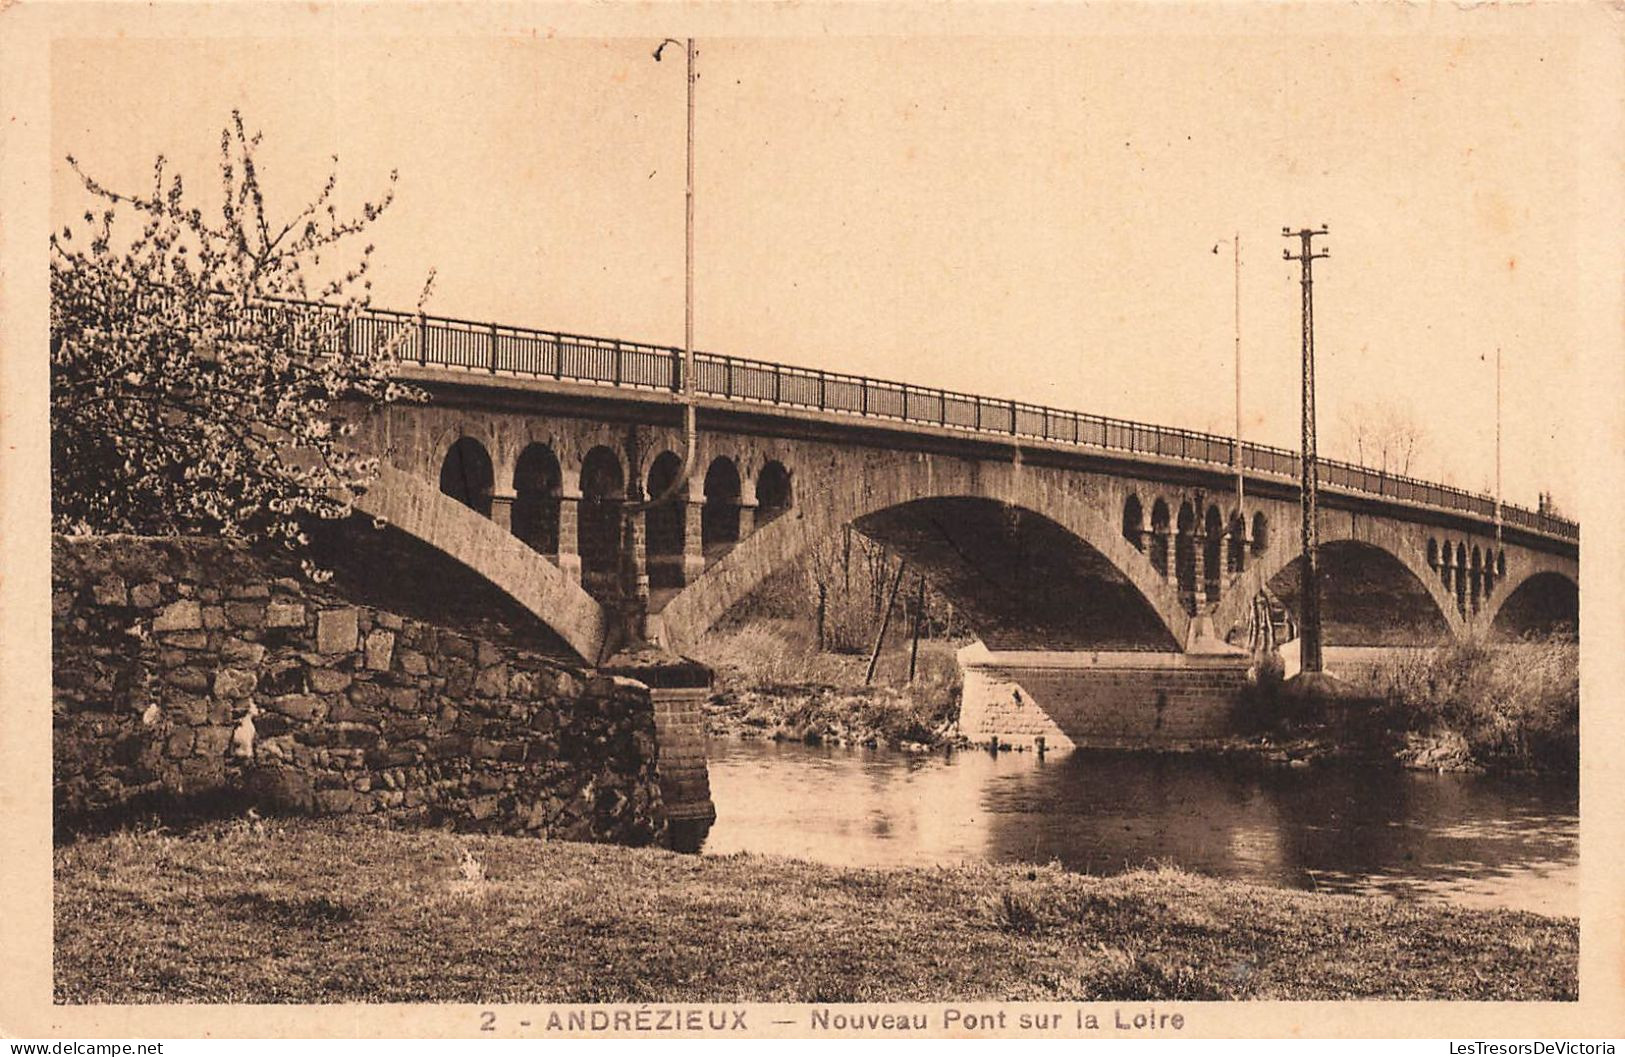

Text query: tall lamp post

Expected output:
[1212,233,1244,528]
[619,36,699,649]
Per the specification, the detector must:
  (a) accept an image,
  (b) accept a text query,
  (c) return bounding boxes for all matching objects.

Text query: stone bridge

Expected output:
[323,303,1576,748]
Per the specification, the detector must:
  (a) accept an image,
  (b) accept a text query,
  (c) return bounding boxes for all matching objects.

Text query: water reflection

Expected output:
[699,740,1578,916]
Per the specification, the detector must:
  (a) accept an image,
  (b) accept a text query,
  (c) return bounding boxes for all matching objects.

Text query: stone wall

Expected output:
[957,645,1253,749]
[52,536,666,844]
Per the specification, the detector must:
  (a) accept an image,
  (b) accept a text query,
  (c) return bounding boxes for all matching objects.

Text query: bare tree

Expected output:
[1336,399,1428,477]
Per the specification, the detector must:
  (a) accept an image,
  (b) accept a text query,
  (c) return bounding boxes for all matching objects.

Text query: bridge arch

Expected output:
[352,465,609,662]
[1211,520,1467,644]
[652,460,1192,655]
[439,436,494,517]
[1479,568,1578,639]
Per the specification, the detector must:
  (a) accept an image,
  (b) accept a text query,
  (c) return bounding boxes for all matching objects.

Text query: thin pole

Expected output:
[684,38,694,400]
[1283,225,1329,676]
[907,574,926,684]
[865,559,908,686]
[1233,232,1244,527]
[1495,345,1503,544]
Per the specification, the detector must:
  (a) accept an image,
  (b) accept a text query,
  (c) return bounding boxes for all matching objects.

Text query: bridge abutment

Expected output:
[956,642,1253,750]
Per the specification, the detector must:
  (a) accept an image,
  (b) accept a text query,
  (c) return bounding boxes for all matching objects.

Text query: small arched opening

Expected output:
[644,451,687,592]
[512,443,562,560]
[702,456,743,568]
[1469,546,1483,613]
[1227,511,1246,574]
[439,437,494,518]
[755,460,793,526]
[1150,499,1171,577]
[1426,538,1439,570]
[1251,511,1269,557]
[1175,501,1197,607]
[1122,494,1146,551]
[1203,505,1224,602]
[578,446,625,599]
[1454,542,1468,613]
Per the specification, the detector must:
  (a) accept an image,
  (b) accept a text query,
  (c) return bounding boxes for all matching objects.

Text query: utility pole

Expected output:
[1283,225,1329,675]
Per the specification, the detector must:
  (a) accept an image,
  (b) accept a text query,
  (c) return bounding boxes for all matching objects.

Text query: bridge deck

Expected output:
[252,297,1578,545]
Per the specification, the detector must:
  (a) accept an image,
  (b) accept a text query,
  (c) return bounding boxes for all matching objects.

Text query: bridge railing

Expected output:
[252,296,1579,543]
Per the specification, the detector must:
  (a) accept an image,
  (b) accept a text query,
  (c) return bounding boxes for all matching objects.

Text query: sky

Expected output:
[50,25,1583,510]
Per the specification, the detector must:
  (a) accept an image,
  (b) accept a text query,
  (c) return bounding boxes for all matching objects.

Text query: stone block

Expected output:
[152,600,202,632]
[259,662,305,696]
[170,693,210,725]
[317,608,359,654]
[165,728,194,758]
[266,694,321,721]
[221,634,268,656]
[309,668,353,694]
[159,630,209,650]
[194,724,232,757]
[129,581,162,609]
[376,612,403,630]
[224,601,265,629]
[364,629,396,672]
[439,633,474,660]
[228,582,271,600]
[265,602,306,628]
[165,667,211,692]
[92,575,128,607]
[201,606,228,630]
[328,699,381,725]
[213,667,257,699]
[247,765,313,811]
[314,788,358,814]
[349,681,389,708]
[398,650,428,676]
[387,687,420,711]
[474,664,509,698]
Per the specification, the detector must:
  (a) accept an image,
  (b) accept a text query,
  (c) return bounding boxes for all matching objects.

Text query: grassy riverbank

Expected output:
[55,817,1576,1003]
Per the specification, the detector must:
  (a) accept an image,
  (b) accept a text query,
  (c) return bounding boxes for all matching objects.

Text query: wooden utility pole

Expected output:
[865,559,908,686]
[1283,225,1329,675]
[907,574,926,684]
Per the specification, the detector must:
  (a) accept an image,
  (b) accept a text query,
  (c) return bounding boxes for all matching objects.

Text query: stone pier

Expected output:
[956,641,1254,750]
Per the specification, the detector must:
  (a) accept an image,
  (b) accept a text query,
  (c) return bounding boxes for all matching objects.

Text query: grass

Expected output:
[55,817,1577,1003]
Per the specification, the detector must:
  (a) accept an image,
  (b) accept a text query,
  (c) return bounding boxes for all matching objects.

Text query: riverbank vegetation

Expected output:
[693,533,968,748]
[1267,630,1573,770]
[1330,632,1578,773]
[55,817,1577,1003]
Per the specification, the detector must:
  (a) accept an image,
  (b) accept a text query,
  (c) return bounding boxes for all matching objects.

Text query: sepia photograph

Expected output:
[3,0,1621,1040]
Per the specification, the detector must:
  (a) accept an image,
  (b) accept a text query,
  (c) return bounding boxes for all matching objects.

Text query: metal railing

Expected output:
[256,297,1580,544]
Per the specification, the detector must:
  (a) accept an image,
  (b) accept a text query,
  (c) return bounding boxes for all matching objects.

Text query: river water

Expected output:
[698,739,1578,917]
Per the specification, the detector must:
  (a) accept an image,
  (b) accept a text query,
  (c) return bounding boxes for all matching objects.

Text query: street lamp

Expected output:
[1211,233,1243,535]
[618,37,698,649]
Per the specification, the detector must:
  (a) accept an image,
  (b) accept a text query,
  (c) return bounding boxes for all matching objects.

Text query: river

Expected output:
[696,738,1578,916]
